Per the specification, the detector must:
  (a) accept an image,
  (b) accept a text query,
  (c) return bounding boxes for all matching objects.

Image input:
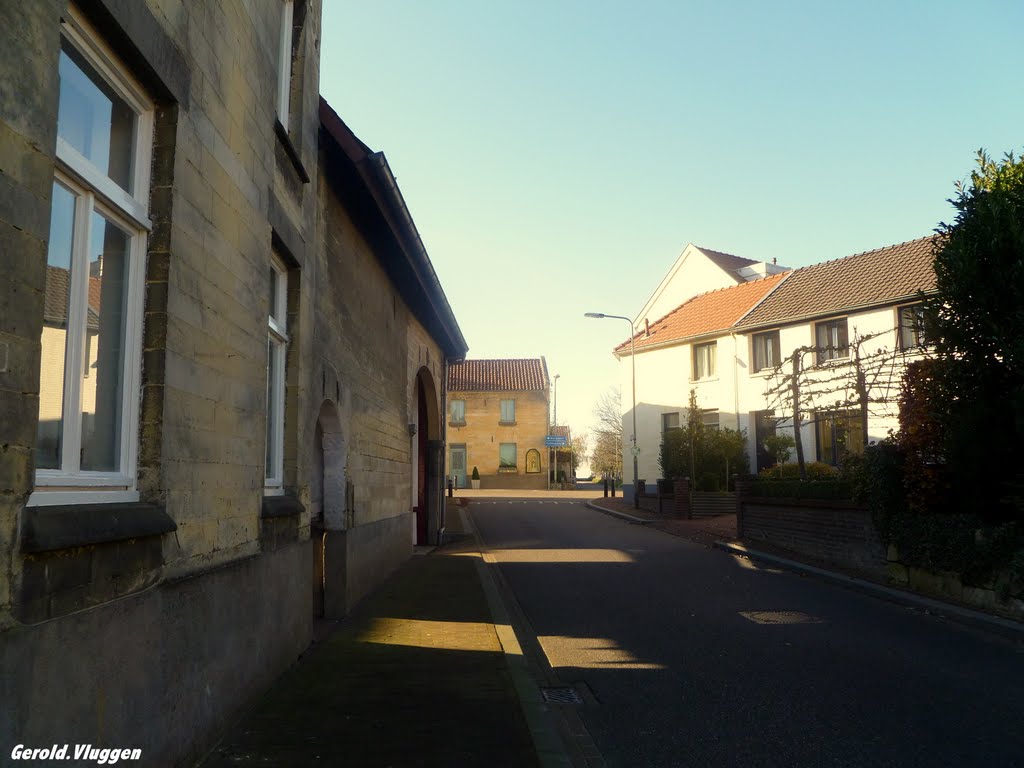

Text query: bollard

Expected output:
[447,476,453,497]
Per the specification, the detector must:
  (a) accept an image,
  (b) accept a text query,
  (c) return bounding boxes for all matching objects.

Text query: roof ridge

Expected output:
[793,234,937,273]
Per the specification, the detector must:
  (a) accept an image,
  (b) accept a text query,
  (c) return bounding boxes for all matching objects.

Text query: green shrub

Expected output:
[762,433,795,465]
[747,478,853,501]
[757,461,839,481]
[471,466,480,480]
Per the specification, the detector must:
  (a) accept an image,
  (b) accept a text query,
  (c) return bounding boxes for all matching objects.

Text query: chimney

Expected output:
[644,318,650,337]
[772,258,777,265]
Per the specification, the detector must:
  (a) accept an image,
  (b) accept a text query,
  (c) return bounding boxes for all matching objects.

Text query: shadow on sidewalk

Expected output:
[202,547,537,768]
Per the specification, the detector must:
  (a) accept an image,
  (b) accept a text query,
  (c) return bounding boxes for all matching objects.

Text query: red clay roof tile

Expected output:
[448,358,549,392]
[616,273,789,353]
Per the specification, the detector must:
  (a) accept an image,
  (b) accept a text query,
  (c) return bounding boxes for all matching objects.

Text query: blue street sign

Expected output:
[545,435,568,447]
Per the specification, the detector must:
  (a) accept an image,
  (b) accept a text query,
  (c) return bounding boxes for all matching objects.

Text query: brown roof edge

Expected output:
[319,96,468,359]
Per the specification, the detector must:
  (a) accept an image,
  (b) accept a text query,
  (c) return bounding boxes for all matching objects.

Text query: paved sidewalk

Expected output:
[200,510,538,768]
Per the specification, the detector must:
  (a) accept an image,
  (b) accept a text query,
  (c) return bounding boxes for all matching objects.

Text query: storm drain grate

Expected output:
[739,610,824,625]
[540,686,583,704]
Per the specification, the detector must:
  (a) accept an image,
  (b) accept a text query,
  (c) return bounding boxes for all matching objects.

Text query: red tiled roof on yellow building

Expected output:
[615,273,788,355]
[448,358,549,392]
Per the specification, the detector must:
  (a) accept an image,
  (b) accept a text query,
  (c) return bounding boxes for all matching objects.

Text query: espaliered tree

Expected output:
[761,328,912,479]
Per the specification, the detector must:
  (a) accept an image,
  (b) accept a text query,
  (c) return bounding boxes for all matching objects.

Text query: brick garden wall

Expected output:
[739,498,887,576]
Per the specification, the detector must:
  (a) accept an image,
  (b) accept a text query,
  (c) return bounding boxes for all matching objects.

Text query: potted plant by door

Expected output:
[471,466,481,490]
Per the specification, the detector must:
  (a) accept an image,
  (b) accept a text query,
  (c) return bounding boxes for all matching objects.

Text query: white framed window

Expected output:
[31,7,154,506]
[751,330,780,373]
[266,256,289,494]
[815,318,849,364]
[702,409,720,431]
[692,341,717,380]
[276,0,295,123]
[499,399,515,424]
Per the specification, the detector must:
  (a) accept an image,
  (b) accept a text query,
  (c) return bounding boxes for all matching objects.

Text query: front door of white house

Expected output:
[450,445,467,489]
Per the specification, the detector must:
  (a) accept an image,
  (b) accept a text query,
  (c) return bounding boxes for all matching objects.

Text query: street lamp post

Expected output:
[552,373,560,489]
[585,312,639,509]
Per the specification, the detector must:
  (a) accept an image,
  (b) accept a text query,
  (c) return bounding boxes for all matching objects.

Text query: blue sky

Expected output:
[320,1,1024,453]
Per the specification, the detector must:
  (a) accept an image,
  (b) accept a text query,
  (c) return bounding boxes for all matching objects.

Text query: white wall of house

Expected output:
[622,302,925,485]
[622,332,743,490]
[635,246,743,329]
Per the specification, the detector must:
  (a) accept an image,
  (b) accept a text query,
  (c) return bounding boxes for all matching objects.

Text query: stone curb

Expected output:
[585,500,654,524]
[458,507,579,767]
[716,541,1024,641]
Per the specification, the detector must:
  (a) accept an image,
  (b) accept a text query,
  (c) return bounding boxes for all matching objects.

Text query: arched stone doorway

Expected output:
[312,400,345,617]
[413,368,440,546]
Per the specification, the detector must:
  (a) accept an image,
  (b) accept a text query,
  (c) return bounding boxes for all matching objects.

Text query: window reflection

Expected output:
[58,39,135,192]
[36,182,77,469]
[79,211,129,472]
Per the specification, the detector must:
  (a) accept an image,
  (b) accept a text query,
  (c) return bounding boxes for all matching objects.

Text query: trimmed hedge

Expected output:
[746,479,853,501]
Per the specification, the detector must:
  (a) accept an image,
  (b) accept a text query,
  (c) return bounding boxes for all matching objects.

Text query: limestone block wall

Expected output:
[309,173,447,532]
[448,389,548,483]
[0,1,321,762]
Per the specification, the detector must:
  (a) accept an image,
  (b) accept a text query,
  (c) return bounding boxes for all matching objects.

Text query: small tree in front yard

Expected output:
[659,389,749,491]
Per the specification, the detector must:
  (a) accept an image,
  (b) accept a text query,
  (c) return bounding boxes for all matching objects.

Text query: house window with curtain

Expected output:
[815,318,849,364]
[815,409,865,466]
[898,304,927,349]
[450,399,465,425]
[751,330,780,372]
[702,409,720,431]
[266,255,289,494]
[692,341,717,380]
[499,443,517,471]
[499,399,516,424]
[32,7,154,506]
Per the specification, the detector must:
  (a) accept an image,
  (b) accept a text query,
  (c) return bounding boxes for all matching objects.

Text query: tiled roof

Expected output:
[615,273,788,354]
[43,266,100,328]
[698,247,758,279]
[448,358,549,392]
[43,266,70,324]
[737,236,937,329]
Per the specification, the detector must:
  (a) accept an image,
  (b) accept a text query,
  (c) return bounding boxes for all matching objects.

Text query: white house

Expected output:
[634,243,788,333]
[616,237,936,495]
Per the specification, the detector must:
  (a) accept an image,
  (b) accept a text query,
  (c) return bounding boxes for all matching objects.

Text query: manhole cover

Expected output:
[540,686,583,704]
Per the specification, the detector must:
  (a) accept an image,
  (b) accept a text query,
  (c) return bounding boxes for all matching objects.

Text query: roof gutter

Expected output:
[735,289,938,334]
[364,152,468,358]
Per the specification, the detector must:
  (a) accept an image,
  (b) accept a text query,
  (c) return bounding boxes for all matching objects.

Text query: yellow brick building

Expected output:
[447,359,551,490]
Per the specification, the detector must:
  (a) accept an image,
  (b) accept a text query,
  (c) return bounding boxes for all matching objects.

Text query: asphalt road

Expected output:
[471,499,1024,768]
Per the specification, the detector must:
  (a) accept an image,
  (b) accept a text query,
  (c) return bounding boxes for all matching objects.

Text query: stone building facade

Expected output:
[0,2,465,764]
[447,359,550,490]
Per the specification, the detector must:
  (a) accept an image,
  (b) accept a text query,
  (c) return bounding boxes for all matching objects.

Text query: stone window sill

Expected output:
[274,119,310,184]
[498,421,517,427]
[20,501,175,554]
[261,494,305,519]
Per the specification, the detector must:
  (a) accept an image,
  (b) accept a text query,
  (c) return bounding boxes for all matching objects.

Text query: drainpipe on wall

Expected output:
[731,332,743,489]
[439,356,449,546]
